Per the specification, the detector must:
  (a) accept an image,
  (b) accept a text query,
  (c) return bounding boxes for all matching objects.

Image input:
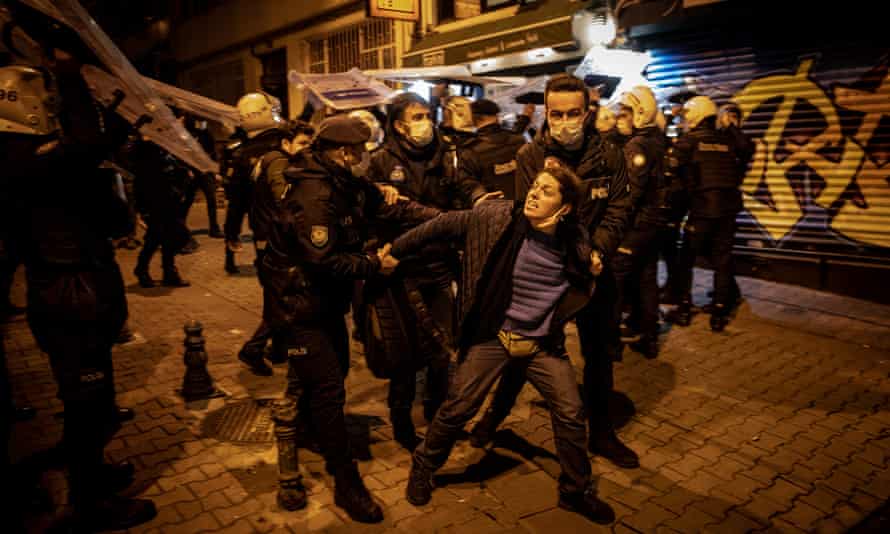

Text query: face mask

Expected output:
[403,119,434,147]
[350,151,371,177]
[551,119,584,147]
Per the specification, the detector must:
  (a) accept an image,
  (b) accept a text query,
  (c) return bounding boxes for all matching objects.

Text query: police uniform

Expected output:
[670,119,755,327]
[609,126,669,355]
[237,147,295,373]
[0,61,157,527]
[367,94,483,445]
[459,100,527,200]
[220,128,287,273]
[264,116,438,520]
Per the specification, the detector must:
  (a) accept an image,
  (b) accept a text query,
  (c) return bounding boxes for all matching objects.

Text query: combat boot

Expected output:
[710,304,729,332]
[333,462,384,523]
[133,266,154,288]
[558,484,616,524]
[405,459,434,506]
[225,248,239,274]
[629,336,658,359]
[391,409,421,451]
[208,224,224,239]
[161,268,190,287]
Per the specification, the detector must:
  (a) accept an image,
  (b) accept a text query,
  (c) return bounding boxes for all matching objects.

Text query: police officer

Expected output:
[183,114,223,238]
[128,138,193,288]
[669,96,755,331]
[238,121,314,376]
[470,74,638,469]
[265,115,438,520]
[0,54,156,530]
[222,91,287,274]
[457,98,527,200]
[609,86,670,358]
[367,93,485,449]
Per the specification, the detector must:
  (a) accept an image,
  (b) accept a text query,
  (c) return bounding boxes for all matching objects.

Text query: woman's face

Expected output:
[524,172,566,221]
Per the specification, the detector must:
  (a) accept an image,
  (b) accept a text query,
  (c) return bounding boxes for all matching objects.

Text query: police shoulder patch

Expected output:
[632,152,647,168]
[310,225,329,248]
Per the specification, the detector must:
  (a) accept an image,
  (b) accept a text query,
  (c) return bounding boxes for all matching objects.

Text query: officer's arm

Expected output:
[455,150,487,206]
[514,144,537,201]
[265,156,291,201]
[391,209,473,258]
[294,181,381,279]
[670,135,695,188]
[623,141,653,211]
[592,143,632,258]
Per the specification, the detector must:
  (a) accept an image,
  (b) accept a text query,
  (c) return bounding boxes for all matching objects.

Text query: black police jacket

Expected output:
[369,134,484,210]
[249,148,294,244]
[459,123,527,200]
[671,123,755,218]
[624,126,670,227]
[515,122,631,260]
[261,152,440,326]
[220,128,287,195]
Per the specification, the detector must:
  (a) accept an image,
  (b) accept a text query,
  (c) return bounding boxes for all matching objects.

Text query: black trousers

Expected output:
[272,315,352,483]
[484,269,620,437]
[414,340,591,495]
[26,266,126,505]
[0,236,20,308]
[678,214,738,311]
[136,220,177,276]
[185,172,220,231]
[387,282,452,415]
[223,183,253,243]
[612,225,662,341]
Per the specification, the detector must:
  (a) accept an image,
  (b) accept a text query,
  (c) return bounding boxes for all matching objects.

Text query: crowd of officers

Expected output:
[212,75,754,524]
[1,16,754,528]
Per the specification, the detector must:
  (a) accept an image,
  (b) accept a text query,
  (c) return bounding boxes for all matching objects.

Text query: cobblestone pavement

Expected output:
[4,206,890,533]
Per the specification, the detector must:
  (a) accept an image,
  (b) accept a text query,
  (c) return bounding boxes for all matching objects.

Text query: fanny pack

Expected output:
[498,330,540,358]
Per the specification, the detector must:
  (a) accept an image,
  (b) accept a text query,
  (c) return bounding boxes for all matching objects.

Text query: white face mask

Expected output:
[403,119,434,147]
[551,119,584,147]
[350,151,371,177]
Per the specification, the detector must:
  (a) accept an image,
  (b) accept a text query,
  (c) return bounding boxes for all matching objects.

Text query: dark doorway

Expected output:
[258,48,289,119]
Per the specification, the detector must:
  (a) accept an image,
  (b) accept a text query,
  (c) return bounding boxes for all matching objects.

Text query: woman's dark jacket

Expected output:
[391,200,594,353]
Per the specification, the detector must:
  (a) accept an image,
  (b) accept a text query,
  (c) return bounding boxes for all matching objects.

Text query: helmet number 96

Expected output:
[0,89,19,102]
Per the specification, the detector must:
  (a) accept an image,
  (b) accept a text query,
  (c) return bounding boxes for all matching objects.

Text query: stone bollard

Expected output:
[179,320,225,401]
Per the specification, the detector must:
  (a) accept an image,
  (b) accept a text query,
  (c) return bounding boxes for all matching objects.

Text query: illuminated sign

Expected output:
[367,0,419,22]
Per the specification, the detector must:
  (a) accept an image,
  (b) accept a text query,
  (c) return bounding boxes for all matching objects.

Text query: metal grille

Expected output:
[641,33,890,258]
[202,399,275,443]
[307,19,396,74]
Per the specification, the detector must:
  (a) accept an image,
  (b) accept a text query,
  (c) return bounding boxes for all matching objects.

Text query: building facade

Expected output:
[170,0,416,119]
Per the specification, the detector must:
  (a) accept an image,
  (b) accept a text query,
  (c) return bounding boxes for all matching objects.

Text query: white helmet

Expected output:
[0,66,61,136]
[595,106,616,133]
[620,85,658,130]
[348,109,383,151]
[442,96,474,132]
[683,96,718,130]
[236,91,282,133]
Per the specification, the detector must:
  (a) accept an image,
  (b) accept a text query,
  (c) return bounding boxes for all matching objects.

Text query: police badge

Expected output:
[390,165,406,183]
[310,225,329,247]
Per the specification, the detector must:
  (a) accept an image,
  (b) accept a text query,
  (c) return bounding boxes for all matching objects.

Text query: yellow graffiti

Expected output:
[732,59,890,247]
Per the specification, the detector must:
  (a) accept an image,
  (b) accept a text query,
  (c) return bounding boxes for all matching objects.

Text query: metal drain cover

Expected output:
[203,398,276,443]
